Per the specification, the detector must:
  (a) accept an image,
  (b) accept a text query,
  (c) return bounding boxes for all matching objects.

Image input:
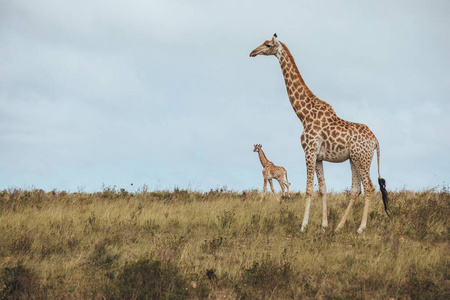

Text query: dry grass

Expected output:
[0,187,448,299]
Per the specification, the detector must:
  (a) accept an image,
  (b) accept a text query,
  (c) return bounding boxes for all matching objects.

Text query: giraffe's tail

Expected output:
[376,142,390,217]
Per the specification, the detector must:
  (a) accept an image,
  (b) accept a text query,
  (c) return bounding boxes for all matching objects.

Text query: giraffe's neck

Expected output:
[258,150,271,168]
[276,42,337,126]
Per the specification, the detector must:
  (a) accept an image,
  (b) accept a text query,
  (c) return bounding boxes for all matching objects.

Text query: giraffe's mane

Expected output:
[280,42,337,115]
[279,42,308,88]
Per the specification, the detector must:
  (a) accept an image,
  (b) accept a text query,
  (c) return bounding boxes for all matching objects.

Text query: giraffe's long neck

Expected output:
[258,150,271,168]
[276,43,336,126]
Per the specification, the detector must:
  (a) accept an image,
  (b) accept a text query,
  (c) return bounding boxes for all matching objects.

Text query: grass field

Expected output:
[0,186,448,299]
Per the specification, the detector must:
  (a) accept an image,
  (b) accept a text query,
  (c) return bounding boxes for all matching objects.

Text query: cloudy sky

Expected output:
[1,0,449,193]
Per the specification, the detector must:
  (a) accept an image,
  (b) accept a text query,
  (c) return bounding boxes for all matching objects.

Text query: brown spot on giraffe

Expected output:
[250,34,389,234]
[317,110,324,119]
[330,128,338,138]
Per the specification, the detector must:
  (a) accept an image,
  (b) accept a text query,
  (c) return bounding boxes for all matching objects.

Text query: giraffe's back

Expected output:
[264,163,287,179]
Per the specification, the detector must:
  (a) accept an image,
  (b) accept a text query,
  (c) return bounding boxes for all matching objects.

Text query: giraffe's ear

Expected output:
[273,34,280,46]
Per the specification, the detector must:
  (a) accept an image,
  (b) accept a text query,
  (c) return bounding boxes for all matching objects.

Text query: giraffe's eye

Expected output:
[265,44,272,48]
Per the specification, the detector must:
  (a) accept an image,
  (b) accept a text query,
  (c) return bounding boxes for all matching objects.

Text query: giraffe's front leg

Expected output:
[269,179,280,202]
[315,160,328,229]
[261,178,268,201]
[268,179,275,194]
[301,158,316,232]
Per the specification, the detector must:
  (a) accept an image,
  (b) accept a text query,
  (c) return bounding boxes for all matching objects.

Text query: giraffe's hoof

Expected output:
[335,226,342,233]
[300,226,307,232]
[357,227,364,234]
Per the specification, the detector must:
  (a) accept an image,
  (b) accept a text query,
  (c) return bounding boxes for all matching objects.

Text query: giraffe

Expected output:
[253,144,290,199]
[250,34,389,234]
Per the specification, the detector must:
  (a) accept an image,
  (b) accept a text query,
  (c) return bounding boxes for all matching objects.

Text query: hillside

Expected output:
[0,187,448,299]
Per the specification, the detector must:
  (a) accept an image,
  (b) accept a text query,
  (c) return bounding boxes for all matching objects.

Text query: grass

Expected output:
[0,186,448,299]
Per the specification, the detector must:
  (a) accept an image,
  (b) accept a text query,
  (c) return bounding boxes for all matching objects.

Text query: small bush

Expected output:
[244,213,261,234]
[173,187,191,203]
[238,257,295,299]
[89,239,119,268]
[262,216,276,234]
[105,258,189,299]
[278,208,301,236]
[142,218,160,232]
[200,236,225,254]
[217,210,236,230]
[404,272,446,300]
[9,232,34,254]
[403,191,449,241]
[0,262,39,299]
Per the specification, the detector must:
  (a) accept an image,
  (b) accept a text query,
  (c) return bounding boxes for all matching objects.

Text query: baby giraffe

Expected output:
[253,144,290,199]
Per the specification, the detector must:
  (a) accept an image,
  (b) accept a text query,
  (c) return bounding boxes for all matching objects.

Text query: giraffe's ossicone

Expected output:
[250,34,389,234]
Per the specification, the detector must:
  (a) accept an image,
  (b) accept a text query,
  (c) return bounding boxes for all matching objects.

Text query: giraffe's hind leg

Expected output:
[353,157,375,234]
[277,177,286,195]
[315,160,328,229]
[285,179,290,195]
[336,160,362,232]
[284,170,290,195]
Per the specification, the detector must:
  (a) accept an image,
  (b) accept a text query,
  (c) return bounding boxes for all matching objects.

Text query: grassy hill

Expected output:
[0,187,448,299]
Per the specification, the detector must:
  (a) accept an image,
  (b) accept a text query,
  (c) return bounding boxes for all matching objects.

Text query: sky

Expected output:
[1,0,449,193]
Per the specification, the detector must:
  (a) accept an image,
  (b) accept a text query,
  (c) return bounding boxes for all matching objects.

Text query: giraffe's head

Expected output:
[249,34,281,57]
[253,144,262,152]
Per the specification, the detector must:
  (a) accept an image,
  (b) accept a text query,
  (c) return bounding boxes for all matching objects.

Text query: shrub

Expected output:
[89,239,120,268]
[216,210,236,230]
[200,236,225,254]
[238,257,295,299]
[278,207,301,236]
[0,262,39,299]
[106,258,189,299]
[406,272,442,300]
[262,216,276,234]
[244,213,261,234]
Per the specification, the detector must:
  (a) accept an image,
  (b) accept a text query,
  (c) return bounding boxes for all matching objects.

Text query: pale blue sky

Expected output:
[1,0,449,192]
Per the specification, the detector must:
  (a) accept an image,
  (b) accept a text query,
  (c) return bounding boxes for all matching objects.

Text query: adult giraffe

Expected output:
[250,34,389,234]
